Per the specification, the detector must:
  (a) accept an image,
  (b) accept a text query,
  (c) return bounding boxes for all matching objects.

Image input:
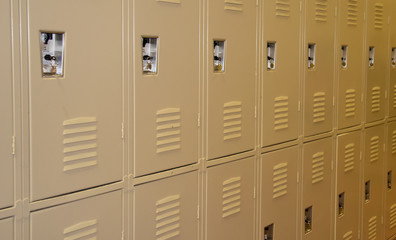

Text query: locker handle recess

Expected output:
[40,32,65,77]
[267,42,276,70]
[264,224,274,240]
[304,206,312,234]
[392,48,396,68]
[338,192,345,217]
[388,171,392,191]
[142,37,158,74]
[308,44,316,69]
[341,45,348,69]
[365,181,370,202]
[369,47,375,68]
[214,40,225,72]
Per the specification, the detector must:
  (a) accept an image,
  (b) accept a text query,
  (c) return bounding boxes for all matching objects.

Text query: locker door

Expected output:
[336,0,364,130]
[336,131,361,240]
[31,191,122,240]
[28,0,123,201]
[261,0,300,147]
[389,0,396,117]
[207,0,256,159]
[0,218,14,240]
[365,0,388,123]
[362,124,385,240]
[385,122,396,238]
[302,137,333,240]
[206,157,255,240]
[0,0,14,209]
[303,0,335,137]
[135,171,198,240]
[134,0,199,176]
[261,146,298,240]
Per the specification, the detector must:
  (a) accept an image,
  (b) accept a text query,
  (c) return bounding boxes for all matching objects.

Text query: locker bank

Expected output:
[1,0,396,239]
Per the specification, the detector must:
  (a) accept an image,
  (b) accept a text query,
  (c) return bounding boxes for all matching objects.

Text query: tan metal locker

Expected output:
[365,0,388,123]
[0,0,14,209]
[336,0,364,130]
[336,131,361,240]
[261,0,300,147]
[133,0,200,176]
[206,157,255,240]
[135,171,198,240]
[385,122,396,238]
[28,0,123,201]
[261,146,298,240]
[0,218,14,240]
[302,137,333,240]
[207,0,256,159]
[303,0,335,137]
[31,191,122,240]
[389,0,396,118]
[362,124,385,240]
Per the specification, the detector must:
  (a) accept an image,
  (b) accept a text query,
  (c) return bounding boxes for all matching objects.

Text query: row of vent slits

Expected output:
[272,162,288,199]
[345,89,356,118]
[156,108,182,154]
[390,204,396,229]
[313,92,326,123]
[223,101,243,141]
[275,0,290,17]
[371,86,381,113]
[222,177,242,218]
[347,0,358,26]
[344,143,355,173]
[343,230,353,240]
[155,195,181,240]
[392,130,396,155]
[274,96,289,131]
[224,0,243,12]
[369,136,380,163]
[315,0,328,22]
[374,3,384,30]
[368,216,377,240]
[63,219,98,240]
[312,152,325,184]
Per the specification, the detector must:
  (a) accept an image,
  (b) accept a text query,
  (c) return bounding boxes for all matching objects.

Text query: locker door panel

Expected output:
[31,191,122,240]
[261,0,300,147]
[134,0,199,176]
[207,0,256,159]
[0,218,14,240]
[206,157,255,240]
[261,146,298,240]
[389,0,396,117]
[28,0,123,201]
[303,0,335,137]
[135,171,198,240]
[385,122,396,238]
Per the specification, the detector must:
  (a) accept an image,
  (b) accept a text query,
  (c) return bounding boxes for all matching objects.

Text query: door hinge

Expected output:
[198,113,201,127]
[121,123,125,139]
[12,136,15,155]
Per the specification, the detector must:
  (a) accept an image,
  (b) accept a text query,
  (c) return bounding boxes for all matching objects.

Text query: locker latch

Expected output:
[40,32,65,77]
[392,48,395,67]
[213,40,225,72]
[308,44,316,69]
[142,37,158,74]
[369,47,375,68]
[267,42,276,70]
[341,45,348,69]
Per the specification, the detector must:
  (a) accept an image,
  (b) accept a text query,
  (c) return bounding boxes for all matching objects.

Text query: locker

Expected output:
[385,122,396,238]
[0,0,14,209]
[0,217,14,240]
[28,0,123,201]
[133,0,199,176]
[336,131,361,240]
[302,137,333,239]
[31,191,122,240]
[261,0,300,147]
[303,0,335,137]
[206,157,255,240]
[389,0,396,118]
[365,0,388,123]
[135,171,198,240]
[336,0,364,129]
[207,0,256,159]
[362,124,385,240]
[261,146,298,240]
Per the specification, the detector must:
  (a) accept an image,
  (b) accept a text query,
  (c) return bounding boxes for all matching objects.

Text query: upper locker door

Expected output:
[261,0,300,147]
[28,0,123,201]
[337,0,364,130]
[0,0,14,209]
[134,0,199,176]
[207,0,256,159]
[389,0,396,118]
[365,0,388,123]
[303,0,335,137]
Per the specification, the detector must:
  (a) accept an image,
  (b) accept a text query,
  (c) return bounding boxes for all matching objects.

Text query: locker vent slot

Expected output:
[374,3,384,30]
[223,101,242,141]
[345,89,356,118]
[63,117,98,172]
[393,85,396,108]
[390,204,396,229]
[157,0,181,3]
[371,86,381,113]
[392,130,396,154]
[156,108,182,154]
[224,0,243,12]
[312,152,325,184]
[222,177,242,218]
[63,219,98,240]
[272,162,288,199]
[347,0,358,26]
[155,195,181,240]
[275,0,290,17]
[344,143,355,173]
[343,231,353,240]
[274,96,289,131]
[313,92,326,123]
[368,216,377,240]
[315,0,328,22]
[369,136,380,163]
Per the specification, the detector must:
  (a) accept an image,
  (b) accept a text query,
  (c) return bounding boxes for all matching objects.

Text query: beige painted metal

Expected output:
[336,0,364,129]
[303,0,335,137]
[302,137,333,240]
[207,0,256,159]
[28,0,123,201]
[133,0,199,176]
[134,171,198,240]
[206,157,254,240]
[0,218,13,240]
[336,131,361,240]
[261,146,298,239]
[31,191,122,239]
[362,124,385,240]
[389,0,396,117]
[385,122,396,238]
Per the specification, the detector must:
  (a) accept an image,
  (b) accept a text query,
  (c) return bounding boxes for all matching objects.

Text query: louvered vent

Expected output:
[393,85,396,108]
[345,89,356,118]
[63,117,98,172]
[347,0,358,26]
[224,0,243,12]
[312,152,325,184]
[344,143,355,173]
[223,101,242,141]
[392,130,396,154]
[222,177,241,218]
[156,108,181,154]
[313,92,326,123]
[390,204,396,229]
[273,162,288,199]
[315,0,328,22]
[275,0,290,17]
[368,216,377,240]
[155,195,181,240]
[274,96,289,131]
[63,219,98,240]
[343,231,353,240]
[369,136,380,163]
[371,86,381,113]
[374,3,384,30]
[157,0,181,3]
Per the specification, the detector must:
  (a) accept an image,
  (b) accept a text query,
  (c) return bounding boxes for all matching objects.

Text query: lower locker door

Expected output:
[0,217,14,240]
